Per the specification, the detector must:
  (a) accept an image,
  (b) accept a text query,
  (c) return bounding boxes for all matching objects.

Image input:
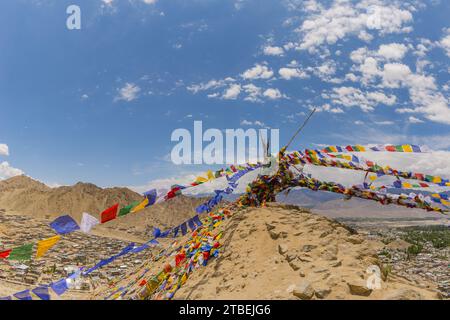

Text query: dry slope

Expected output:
[0,175,207,241]
[175,203,440,300]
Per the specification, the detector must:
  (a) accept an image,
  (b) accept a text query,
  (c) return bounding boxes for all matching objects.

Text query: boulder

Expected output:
[293,280,315,300]
[383,289,423,300]
[269,230,280,240]
[289,260,301,271]
[315,285,332,299]
[278,244,288,255]
[346,279,372,296]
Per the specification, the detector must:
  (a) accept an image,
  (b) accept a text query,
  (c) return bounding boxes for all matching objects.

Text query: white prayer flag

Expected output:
[80,212,99,233]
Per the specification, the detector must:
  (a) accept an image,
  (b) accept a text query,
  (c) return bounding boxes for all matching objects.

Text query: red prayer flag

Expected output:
[345,145,353,152]
[385,145,396,152]
[0,249,12,259]
[139,279,147,287]
[100,203,119,224]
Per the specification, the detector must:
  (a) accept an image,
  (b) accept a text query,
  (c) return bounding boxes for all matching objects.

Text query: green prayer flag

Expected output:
[119,201,140,216]
[8,243,33,261]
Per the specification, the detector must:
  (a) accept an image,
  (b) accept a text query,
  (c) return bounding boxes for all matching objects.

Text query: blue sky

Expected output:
[0,0,449,191]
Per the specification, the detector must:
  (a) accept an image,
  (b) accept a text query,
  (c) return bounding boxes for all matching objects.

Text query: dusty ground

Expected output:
[174,203,440,300]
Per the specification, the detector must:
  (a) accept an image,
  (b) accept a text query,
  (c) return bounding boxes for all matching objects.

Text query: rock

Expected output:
[298,255,314,263]
[313,267,329,273]
[293,280,315,300]
[315,285,331,299]
[346,235,364,244]
[346,280,372,296]
[285,253,297,262]
[269,230,280,240]
[289,260,301,271]
[302,244,317,252]
[278,244,288,255]
[265,223,276,231]
[330,260,342,267]
[299,271,305,277]
[383,289,423,300]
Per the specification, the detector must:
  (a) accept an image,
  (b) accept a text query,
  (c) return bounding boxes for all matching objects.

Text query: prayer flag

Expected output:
[8,243,33,261]
[131,198,149,213]
[50,215,80,235]
[51,279,68,296]
[188,219,196,231]
[0,249,12,259]
[192,215,203,227]
[32,286,50,300]
[80,212,99,233]
[36,235,61,259]
[100,203,119,224]
[143,189,157,207]
[13,289,32,300]
[180,222,188,235]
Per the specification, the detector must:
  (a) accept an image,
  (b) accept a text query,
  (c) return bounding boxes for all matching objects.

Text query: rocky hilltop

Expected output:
[173,203,440,300]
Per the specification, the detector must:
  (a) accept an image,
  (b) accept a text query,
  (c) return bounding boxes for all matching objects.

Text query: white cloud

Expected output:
[350,47,450,124]
[0,144,9,156]
[142,0,157,4]
[115,83,141,102]
[408,116,424,123]
[0,145,24,180]
[222,84,241,100]
[374,120,394,125]
[278,67,308,80]
[377,43,408,60]
[440,28,450,58]
[0,162,24,180]
[187,78,234,94]
[242,84,262,102]
[241,64,274,80]
[263,46,284,56]
[296,1,413,52]
[314,103,344,114]
[263,88,283,100]
[240,120,265,127]
[328,86,396,112]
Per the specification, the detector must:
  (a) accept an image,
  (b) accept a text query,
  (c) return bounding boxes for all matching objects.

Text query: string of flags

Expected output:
[1,143,448,300]
[320,144,425,154]
[0,163,259,300]
[0,162,265,262]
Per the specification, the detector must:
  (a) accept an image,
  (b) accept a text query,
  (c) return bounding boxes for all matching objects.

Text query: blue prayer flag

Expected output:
[13,289,32,300]
[144,189,157,207]
[180,222,188,235]
[32,286,50,300]
[51,279,68,296]
[50,215,80,235]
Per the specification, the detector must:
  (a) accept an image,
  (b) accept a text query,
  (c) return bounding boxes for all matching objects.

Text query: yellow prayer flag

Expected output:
[442,200,450,206]
[207,170,215,180]
[131,198,149,213]
[356,145,366,152]
[369,175,377,181]
[36,235,61,259]
[403,182,412,189]
[402,144,413,152]
[180,273,187,285]
[195,176,208,183]
[432,176,442,184]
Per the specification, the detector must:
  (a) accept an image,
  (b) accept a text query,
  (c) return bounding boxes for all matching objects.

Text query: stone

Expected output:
[298,255,314,263]
[330,260,342,267]
[285,253,297,262]
[265,223,276,231]
[269,230,280,240]
[383,289,423,300]
[302,244,317,252]
[346,235,364,244]
[289,260,301,271]
[315,285,331,299]
[278,244,288,255]
[346,279,372,296]
[292,280,315,300]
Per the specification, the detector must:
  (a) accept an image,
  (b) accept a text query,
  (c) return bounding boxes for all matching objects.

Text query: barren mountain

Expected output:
[0,175,207,241]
